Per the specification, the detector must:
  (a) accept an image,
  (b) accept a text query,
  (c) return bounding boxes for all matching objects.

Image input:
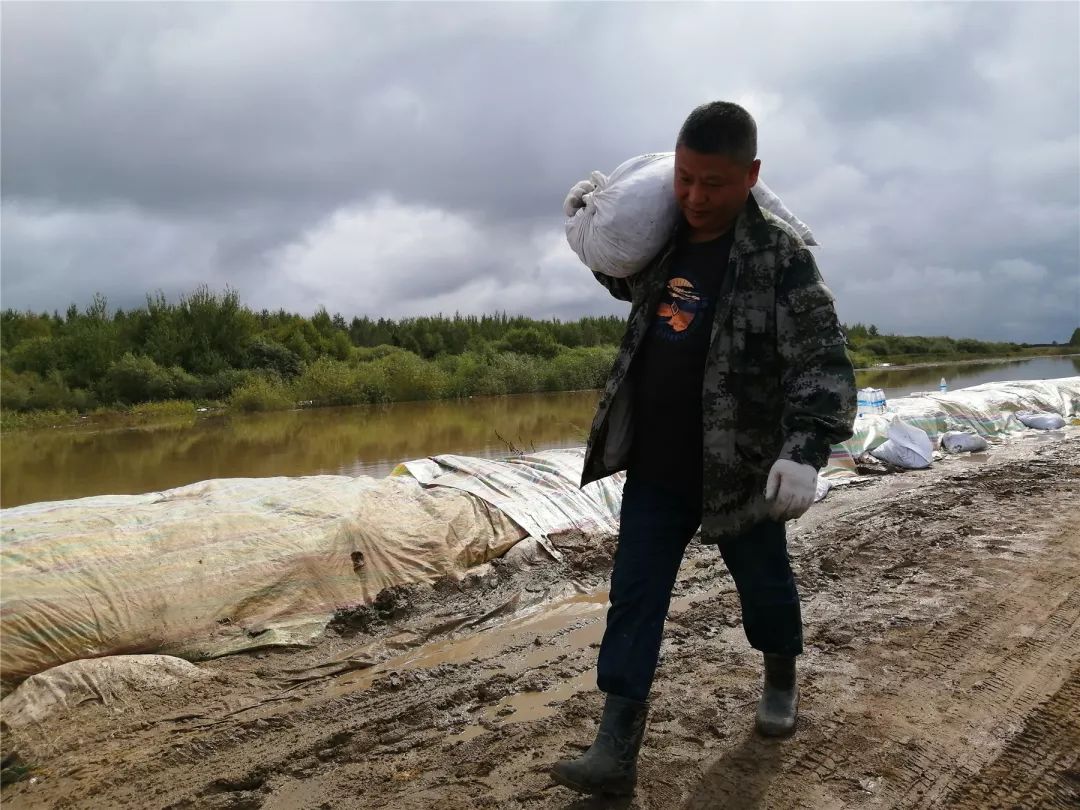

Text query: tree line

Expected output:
[841,322,1074,368]
[0,287,624,416]
[1,287,1074,420]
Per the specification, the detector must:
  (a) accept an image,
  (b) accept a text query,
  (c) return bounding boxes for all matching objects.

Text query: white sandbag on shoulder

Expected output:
[565,154,674,279]
[751,181,818,247]
[565,152,818,279]
[870,419,934,469]
[940,431,989,453]
[1017,411,1066,430]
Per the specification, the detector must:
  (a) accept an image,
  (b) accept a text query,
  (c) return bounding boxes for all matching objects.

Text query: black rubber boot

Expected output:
[551,693,648,796]
[755,653,799,737]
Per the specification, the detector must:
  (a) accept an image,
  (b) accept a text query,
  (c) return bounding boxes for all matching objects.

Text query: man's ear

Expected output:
[747,158,762,188]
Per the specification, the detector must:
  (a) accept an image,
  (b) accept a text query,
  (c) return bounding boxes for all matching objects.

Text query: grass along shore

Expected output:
[4,349,1076,435]
[0,346,617,433]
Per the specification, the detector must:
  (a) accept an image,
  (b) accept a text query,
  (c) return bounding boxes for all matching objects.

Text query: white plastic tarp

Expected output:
[1,655,210,728]
[394,448,625,557]
[0,476,525,687]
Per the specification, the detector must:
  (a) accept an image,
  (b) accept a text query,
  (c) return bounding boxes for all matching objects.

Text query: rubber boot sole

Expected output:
[551,765,634,796]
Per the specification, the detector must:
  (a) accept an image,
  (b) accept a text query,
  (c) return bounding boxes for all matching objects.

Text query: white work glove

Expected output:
[562,178,596,218]
[764,459,818,521]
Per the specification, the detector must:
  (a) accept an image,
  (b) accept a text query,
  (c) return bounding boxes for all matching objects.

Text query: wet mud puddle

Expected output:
[305,578,727,742]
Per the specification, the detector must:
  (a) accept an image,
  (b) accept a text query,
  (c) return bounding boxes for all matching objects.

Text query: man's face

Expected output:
[673,144,761,236]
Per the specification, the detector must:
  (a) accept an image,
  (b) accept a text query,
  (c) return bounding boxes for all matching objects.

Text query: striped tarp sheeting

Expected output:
[394,447,626,558]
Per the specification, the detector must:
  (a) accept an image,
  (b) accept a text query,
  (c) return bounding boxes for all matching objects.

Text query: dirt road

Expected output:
[3,433,1078,809]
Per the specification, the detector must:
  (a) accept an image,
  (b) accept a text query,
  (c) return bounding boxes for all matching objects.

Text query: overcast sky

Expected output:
[2,2,1078,342]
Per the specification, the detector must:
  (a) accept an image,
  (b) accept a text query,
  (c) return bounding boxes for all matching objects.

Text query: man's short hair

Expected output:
[677,102,758,166]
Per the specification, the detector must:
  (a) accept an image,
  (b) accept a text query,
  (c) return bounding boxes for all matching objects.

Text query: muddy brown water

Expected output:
[2,356,1077,507]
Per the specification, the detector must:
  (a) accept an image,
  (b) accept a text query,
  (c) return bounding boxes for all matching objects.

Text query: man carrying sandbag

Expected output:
[553,101,857,797]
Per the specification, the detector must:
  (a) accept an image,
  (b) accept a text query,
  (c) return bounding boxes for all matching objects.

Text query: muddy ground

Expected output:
[3,431,1078,809]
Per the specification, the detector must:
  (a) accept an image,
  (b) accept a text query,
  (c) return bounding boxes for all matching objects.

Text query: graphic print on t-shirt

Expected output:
[655,276,709,341]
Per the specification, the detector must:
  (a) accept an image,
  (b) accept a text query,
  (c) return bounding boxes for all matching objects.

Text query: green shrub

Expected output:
[329,331,352,361]
[541,346,616,391]
[228,376,294,412]
[439,352,507,397]
[244,337,303,379]
[350,362,391,404]
[847,350,875,369]
[496,327,559,359]
[8,336,61,376]
[189,368,251,401]
[352,345,410,364]
[163,366,202,400]
[1,366,34,411]
[1,368,95,412]
[101,353,176,403]
[373,350,449,402]
[294,357,361,406]
[490,352,543,394]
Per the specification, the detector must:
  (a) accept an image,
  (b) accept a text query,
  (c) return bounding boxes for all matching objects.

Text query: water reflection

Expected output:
[2,356,1076,507]
[1,392,601,507]
[854,355,1080,398]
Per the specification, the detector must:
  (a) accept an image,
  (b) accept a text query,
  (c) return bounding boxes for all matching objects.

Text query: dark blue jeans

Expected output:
[596,474,804,703]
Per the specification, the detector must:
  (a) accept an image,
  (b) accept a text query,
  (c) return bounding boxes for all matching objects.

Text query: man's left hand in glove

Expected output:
[764,459,818,522]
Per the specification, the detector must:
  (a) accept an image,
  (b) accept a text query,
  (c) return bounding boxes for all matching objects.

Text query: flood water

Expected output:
[2,355,1076,508]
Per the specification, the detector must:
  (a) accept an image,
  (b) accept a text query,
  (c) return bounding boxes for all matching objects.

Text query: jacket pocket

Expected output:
[732,307,776,374]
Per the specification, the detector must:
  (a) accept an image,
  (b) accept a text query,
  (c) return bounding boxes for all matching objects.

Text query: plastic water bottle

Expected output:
[939,377,947,393]
[873,388,887,413]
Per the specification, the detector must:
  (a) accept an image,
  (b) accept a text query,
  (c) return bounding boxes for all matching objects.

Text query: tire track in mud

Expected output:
[880,469,1080,810]
[883,565,1080,810]
[677,444,1080,810]
[943,669,1080,809]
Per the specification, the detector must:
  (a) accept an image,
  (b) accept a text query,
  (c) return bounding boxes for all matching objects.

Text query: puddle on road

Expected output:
[447,583,728,743]
[944,452,992,466]
[323,586,611,699]
[450,669,597,743]
[286,573,727,744]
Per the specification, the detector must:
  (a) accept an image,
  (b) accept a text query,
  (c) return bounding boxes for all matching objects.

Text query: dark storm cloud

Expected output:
[2,2,1077,343]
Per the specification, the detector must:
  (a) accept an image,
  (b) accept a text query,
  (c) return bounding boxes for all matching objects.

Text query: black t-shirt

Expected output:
[628,229,735,494]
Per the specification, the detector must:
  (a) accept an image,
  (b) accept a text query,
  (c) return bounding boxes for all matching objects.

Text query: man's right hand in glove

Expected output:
[562,179,596,218]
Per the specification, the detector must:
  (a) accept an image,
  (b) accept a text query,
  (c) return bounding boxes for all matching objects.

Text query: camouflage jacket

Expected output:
[581,194,857,543]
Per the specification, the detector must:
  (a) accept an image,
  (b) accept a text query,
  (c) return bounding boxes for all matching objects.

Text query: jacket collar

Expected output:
[732,192,774,256]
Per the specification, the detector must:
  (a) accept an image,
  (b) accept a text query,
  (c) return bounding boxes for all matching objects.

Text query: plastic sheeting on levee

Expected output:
[393,447,626,557]
[2,655,211,728]
[821,377,1079,477]
[0,475,526,687]
[5,380,1072,686]
[0,450,624,688]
